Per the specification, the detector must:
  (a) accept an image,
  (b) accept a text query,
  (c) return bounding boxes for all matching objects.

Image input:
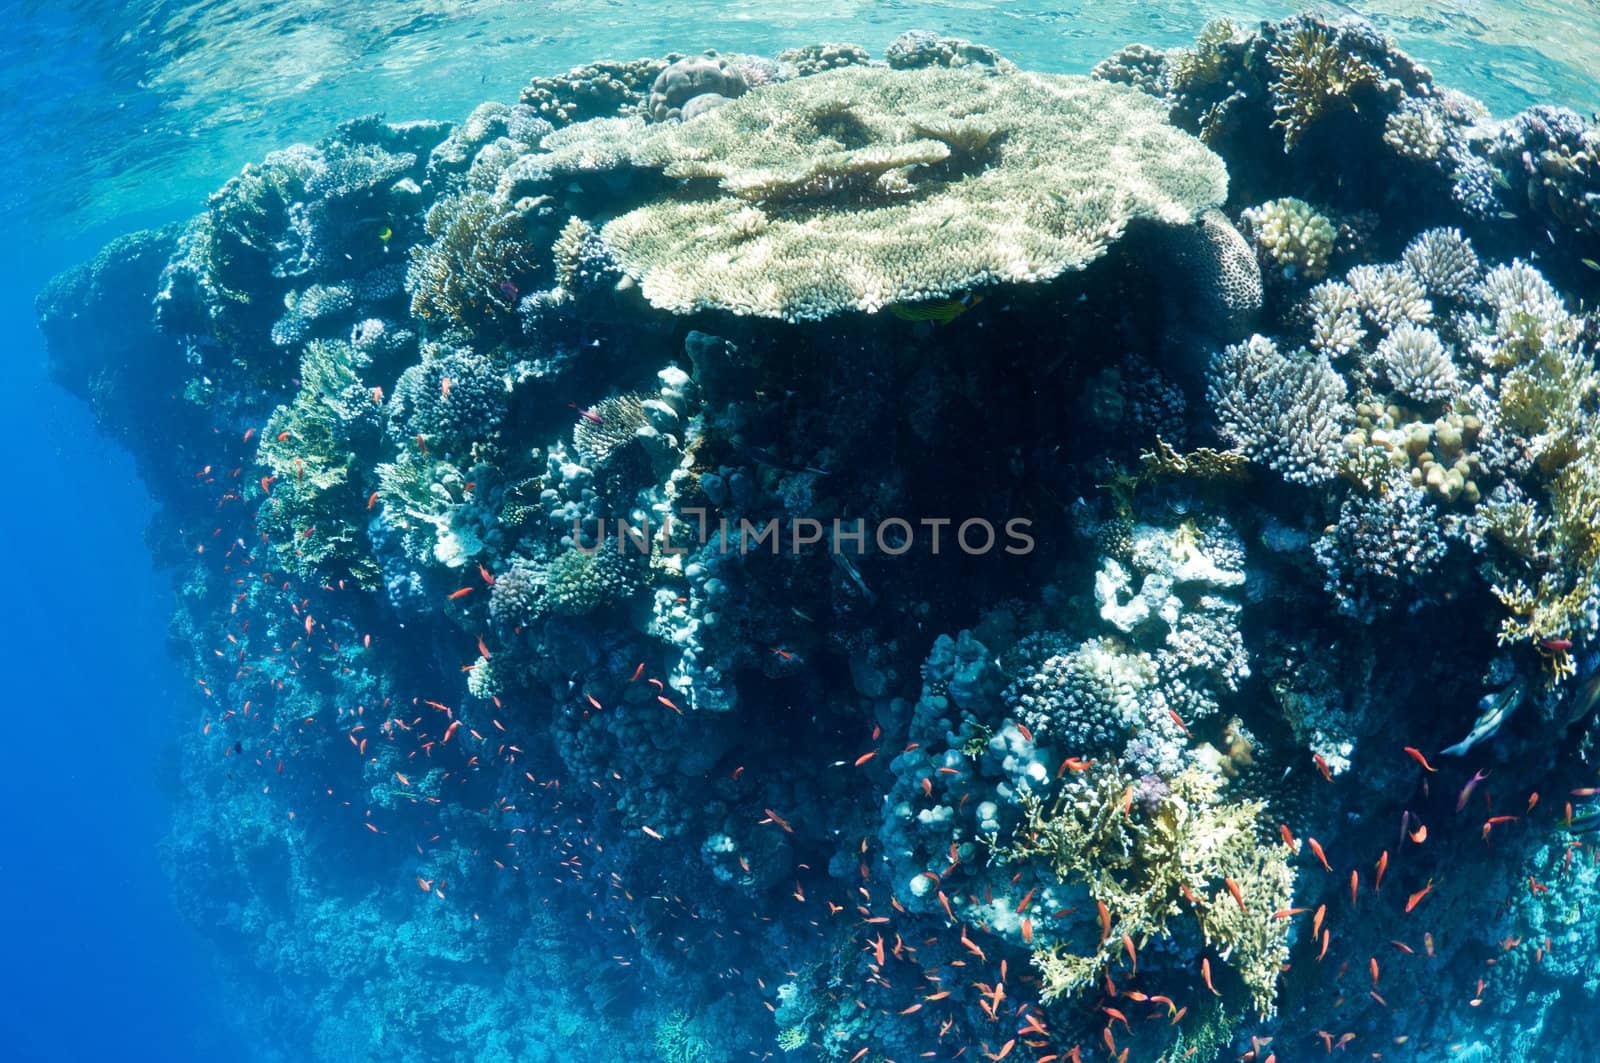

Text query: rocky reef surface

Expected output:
[36,16,1600,1063]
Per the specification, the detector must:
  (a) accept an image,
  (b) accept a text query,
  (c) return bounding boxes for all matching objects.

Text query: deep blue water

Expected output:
[6,4,1600,1063]
[0,237,228,1061]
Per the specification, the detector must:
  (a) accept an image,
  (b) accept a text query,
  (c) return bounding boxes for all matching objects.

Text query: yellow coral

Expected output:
[1267,23,1379,151]
[998,768,1292,1017]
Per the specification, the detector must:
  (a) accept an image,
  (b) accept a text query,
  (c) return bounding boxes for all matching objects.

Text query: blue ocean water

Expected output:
[5,4,1600,1063]
[0,236,227,1059]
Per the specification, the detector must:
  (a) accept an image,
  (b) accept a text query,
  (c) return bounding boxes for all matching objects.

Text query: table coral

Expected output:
[541,66,1226,319]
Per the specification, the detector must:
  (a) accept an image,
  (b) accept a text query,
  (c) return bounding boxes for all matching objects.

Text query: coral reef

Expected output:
[407,190,539,329]
[34,17,1600,1063]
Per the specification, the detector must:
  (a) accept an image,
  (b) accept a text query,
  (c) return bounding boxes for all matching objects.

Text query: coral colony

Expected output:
[36,14,1600,1063]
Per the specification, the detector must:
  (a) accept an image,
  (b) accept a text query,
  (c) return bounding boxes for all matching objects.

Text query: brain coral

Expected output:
[544,66,1226,320]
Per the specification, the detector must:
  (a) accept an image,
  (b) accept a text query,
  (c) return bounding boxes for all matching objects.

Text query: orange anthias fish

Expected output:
[1224,877,1247,912]
[1403,746,1438,773]
[1405,880,1434,913]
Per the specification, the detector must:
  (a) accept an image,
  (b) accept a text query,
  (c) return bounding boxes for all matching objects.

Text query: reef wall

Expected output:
[35,17,1600,1063]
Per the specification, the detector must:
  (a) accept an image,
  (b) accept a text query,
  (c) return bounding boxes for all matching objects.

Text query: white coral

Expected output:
[1378,322,1459,404]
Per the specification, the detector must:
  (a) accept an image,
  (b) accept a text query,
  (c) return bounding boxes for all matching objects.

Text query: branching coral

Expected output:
[256,340,383,586]
[1305,279,1366,359]
[883,30,1014,72]
[388,344,508,456]
[1377,322,1459,405]
[406,190,538,328]
[519,57,672,126]
[1347,264,1432,331]
[573,393,653,466]
[1489,105,1600,238]
[1313,470,1452,617]
[1383,97,1451,161]
[1241,197,1336,281]
[1004,636,1153,753]
[1401,227,1480,300]
[1468,263,1600,650]
[1001,768,1291,1018]
[1207,335,1352,484]
[1266,19,1380,150]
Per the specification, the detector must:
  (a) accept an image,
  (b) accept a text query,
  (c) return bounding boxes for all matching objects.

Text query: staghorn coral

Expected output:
[1241,197,1336,282]
[1207,335,1352,484]
[406,190,538,329]
[543,66,1226,320]
[371,449,479,570]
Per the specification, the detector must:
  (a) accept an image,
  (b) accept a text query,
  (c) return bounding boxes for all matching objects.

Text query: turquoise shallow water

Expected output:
[10,5,1600,1063]
[4,1,1599,232]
